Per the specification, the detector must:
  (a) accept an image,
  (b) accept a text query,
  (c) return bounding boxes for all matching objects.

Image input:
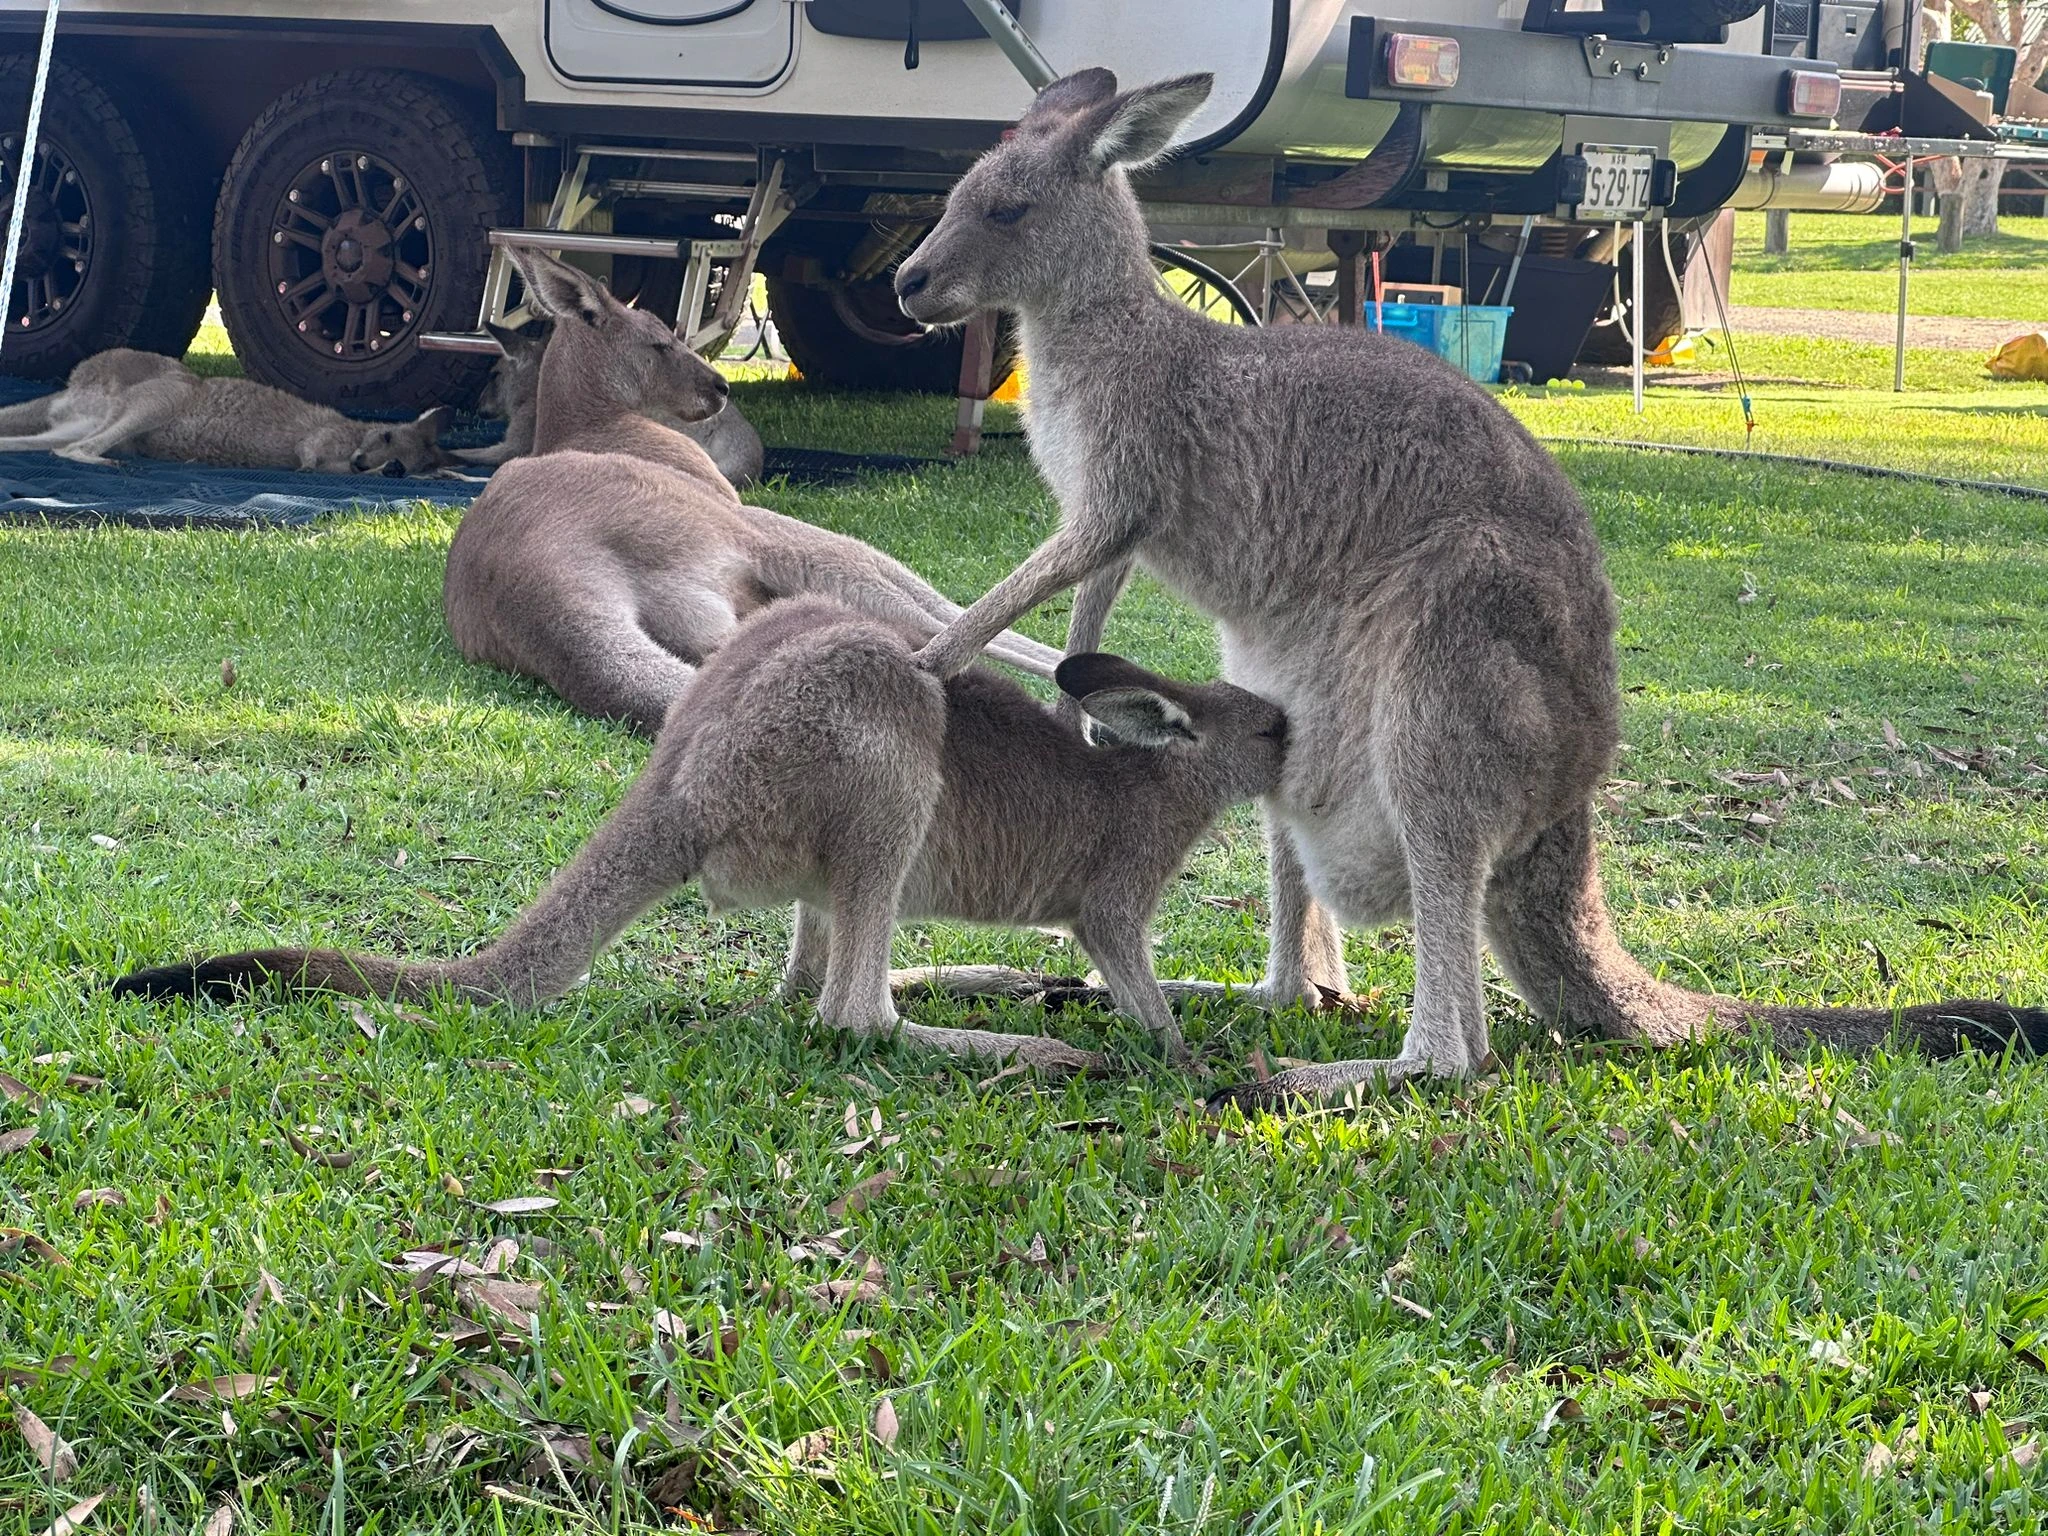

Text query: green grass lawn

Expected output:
[1510,374,2048,486]
[1730,210,2048,320]
[4,369,2048,1534]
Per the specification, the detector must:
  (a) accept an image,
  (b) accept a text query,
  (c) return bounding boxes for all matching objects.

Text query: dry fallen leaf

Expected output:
[71,1189,123,1212]
[872,1396,899,1449]
[1882,719,1903,751]
[478,1195,559,1217]
[236,1269,287,1354]
[168,1374,278,1404]
[808,1277,884,1309]
[203,1503,234,1536]
[284,1130,356,1170]
[220,658,237,690]
[827,1169,899,1220]
[441,1172,465,1197]
[1862,1439,1896,1477]
[34,1490,106,1536]
[614,1095,656,1119]
[0,1228,68,1266]
[1967,1389,1995,1418]
[348,1004,380,1042]
[781,1426,839,1474]
[146,1194,171,1228]
[1990,1441,2039,1482]
[0,1071,38,1108]
[690,1325,741,1362]
[13,1402,78,1483]
[0,1126,37,1157]
[459,1278,544,1331]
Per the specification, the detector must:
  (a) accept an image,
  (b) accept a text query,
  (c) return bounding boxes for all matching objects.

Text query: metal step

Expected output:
[418,330,504,356]
[487,228,689,259]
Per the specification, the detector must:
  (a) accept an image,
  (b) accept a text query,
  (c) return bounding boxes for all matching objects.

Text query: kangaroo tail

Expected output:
[1484,806,2048,1060]
[751,517,1066,679]
[0,395,54,435]
[111,758,702,1011]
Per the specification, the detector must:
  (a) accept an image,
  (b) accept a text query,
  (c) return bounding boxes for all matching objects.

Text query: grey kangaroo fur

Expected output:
[112,597,1289,1071]
[0,348,453,474]
[458,316,766,487]
[442,248,1065,734]
[894,68,2048,1105]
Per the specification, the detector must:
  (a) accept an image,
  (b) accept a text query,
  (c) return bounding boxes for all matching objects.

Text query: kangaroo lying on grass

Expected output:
[894,68,2048,1105]
[113,597,1289,1070]
[443,249,1063,734]
[457,316,766,488]
[0,348,452,474]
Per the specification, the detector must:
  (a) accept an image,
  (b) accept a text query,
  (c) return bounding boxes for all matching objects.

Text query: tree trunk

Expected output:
[1961,157,2006,238]
[1763,210,1790,255]
[1934,157,1965,253]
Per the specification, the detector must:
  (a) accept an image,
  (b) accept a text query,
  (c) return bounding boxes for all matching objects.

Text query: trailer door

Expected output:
[546,0,795,87]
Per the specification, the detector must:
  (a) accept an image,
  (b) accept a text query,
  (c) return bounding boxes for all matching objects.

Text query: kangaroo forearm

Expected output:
[920,526,1132,679]
[1066,556,1133,657]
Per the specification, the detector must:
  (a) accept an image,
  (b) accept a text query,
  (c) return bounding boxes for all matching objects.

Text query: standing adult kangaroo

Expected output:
[443,249,1063,732]
[893,68,2048,1104]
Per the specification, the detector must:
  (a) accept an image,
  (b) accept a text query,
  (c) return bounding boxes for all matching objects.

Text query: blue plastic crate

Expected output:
[1367,302,1514,384]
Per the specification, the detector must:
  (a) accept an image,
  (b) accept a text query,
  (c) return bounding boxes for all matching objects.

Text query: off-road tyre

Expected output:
[767,274,1017,393]
[213,68,518,412]
[0,54,213,378]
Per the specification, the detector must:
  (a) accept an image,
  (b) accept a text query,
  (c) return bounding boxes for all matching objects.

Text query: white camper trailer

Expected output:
[0,0,1964,401]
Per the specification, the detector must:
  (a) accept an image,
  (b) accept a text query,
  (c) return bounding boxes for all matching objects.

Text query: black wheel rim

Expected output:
[0,134,94,335]
[267,149,432,362]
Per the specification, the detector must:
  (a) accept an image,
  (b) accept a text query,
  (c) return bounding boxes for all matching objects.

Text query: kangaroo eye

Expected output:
[987,202,1031,226]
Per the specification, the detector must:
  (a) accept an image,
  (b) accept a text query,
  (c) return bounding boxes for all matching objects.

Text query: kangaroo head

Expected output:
[895,69,1213,326]
[479,319,551,421]
[350,407,454,476]
[508,248,729,424]
[1055,651,1287,799]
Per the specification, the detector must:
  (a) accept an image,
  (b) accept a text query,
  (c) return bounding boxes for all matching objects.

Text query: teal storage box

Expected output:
[1368,302,1513,384]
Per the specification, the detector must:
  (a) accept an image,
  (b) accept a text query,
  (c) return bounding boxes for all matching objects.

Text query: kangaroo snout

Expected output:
[894,261,969,326]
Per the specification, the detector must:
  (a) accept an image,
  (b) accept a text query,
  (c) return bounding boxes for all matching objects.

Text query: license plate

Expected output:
[1575,144,1656,219]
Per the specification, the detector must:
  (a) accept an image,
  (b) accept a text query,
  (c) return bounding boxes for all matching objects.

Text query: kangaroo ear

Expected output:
[486,320,536,356]
[412,405,453,439]
[1022,67,1119,125]
[511,249,610,326]
[1074,687,1198,749]
[1082,73,1213,174]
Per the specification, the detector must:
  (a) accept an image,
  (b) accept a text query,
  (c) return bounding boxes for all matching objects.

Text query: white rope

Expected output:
[0,0,64,359]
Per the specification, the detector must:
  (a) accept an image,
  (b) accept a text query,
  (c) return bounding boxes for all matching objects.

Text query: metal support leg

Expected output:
[1895,164,1914,393]
[950,310,998,457]
[1630,219,1645,415]
[1329,229,1365,328]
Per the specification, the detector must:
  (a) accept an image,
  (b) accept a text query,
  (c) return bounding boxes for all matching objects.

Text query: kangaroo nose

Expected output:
[895,265,930,301]
[710,374,730,399]
[380,460,406,477]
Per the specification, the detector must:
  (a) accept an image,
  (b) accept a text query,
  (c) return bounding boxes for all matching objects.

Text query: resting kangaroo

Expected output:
[443,249,1063,733]
[459,316,766,488]
[112,597,1289,1070]
[894,68,2048,1104]
[0,348,452,474]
